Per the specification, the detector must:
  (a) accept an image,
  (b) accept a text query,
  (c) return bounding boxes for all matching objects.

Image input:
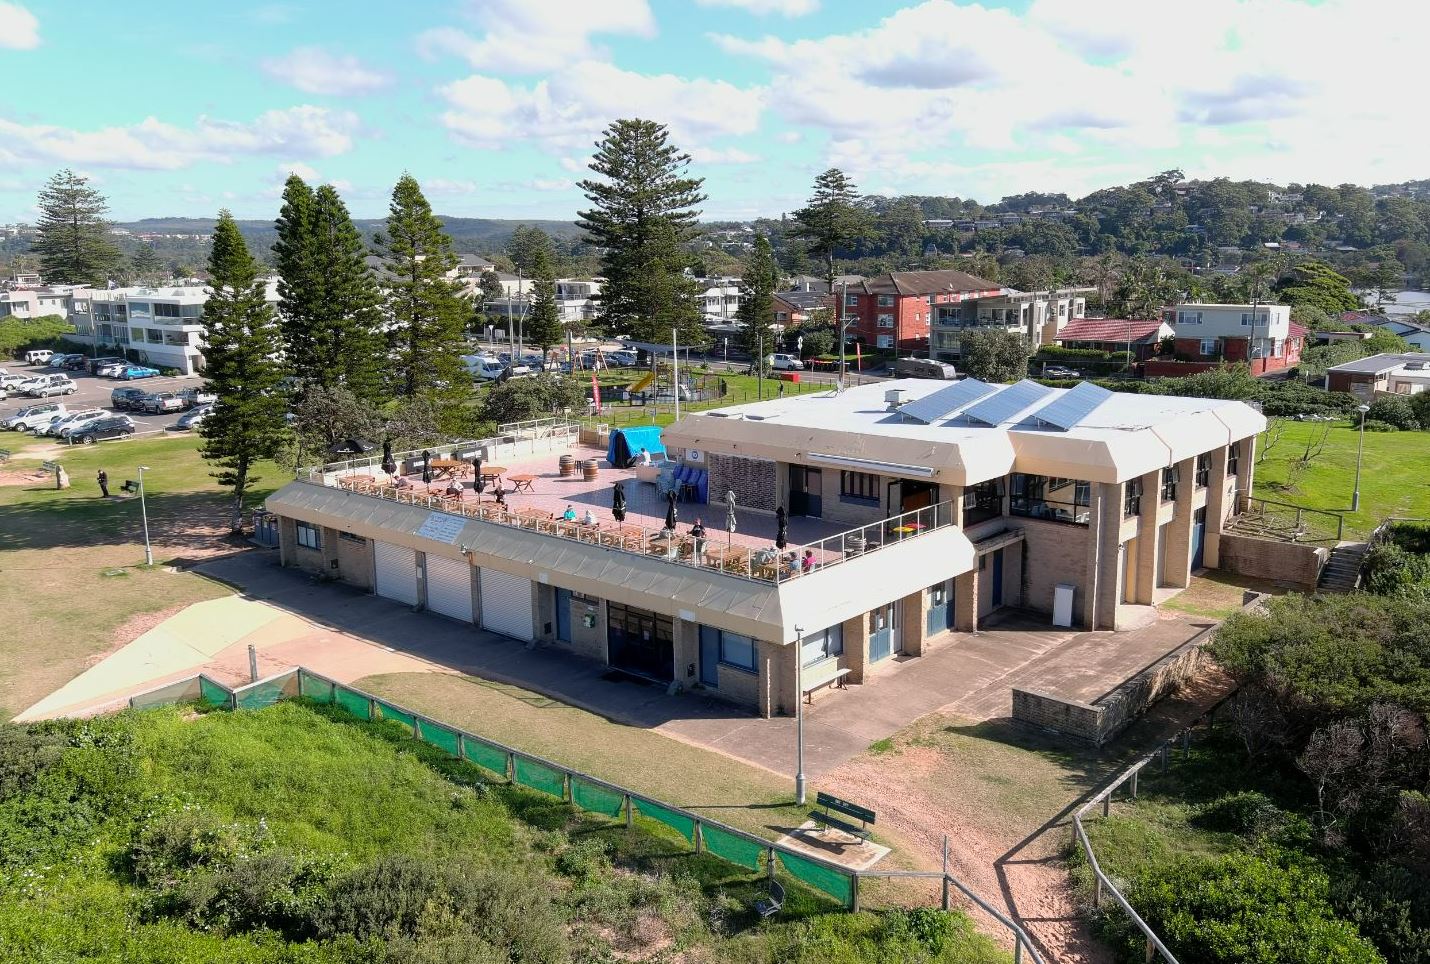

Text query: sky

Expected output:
[0,0,1425,224]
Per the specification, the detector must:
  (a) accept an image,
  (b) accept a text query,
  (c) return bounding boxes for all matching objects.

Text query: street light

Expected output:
[793,624,807,805]
[137,465,153,566]
[1352,404,1371,512]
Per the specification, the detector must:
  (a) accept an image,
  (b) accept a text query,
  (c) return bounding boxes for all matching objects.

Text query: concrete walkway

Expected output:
[192,550,1207,779]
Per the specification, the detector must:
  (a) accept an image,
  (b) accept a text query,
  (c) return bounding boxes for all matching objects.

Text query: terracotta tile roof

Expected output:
[1055,318,1166,343]
[860,269,1000,297]
[1288,322,1308,339]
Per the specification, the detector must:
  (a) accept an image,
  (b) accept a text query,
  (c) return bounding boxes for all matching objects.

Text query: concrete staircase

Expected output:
[1317,542,1369,594]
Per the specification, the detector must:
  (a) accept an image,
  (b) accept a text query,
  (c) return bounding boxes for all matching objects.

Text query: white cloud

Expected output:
[423,177,479,196]
[0,2,38,49]
[438,61,764,151]
[278,162,322,183]
[0,106,361,171]
[526,178,573,191]
[417,0,655,74]
[695,0,817,16]
[261,47,392,96]
[689,146,761,164]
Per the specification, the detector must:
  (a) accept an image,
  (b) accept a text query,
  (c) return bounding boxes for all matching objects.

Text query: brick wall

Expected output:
[708,453,777,513]
[1217,532,1327,590]
[1021,518,1091,621]
[336,532,372,590]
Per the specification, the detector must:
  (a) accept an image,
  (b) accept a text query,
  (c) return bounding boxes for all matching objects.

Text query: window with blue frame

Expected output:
[801,624,844,667]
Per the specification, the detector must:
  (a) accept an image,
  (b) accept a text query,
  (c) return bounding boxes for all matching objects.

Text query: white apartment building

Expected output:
[485,279,603,327]
[0,286,74,319]
[696,278,742,325]
[931,286,1092,360]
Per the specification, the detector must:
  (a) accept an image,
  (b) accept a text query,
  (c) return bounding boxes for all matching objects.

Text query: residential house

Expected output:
[926,282,1093,360]
[1054,318,1174,361]
[1324,353,1430,398]
[0,286,73,319]
[1144,303,1305,377]
[773,290,829,328]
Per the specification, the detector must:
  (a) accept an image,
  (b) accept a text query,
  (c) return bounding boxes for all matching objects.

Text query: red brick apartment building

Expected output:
[842,270,1003,352]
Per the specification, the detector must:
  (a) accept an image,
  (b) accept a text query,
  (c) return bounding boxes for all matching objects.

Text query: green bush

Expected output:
[1362,544,1430,597]
[1111,852,1383,964]
[1368,395,1421,431]
[1364,420,1401,432]
[1035,345,1109,360]
[1193,791,1285,838]
[1389,522,1430,556]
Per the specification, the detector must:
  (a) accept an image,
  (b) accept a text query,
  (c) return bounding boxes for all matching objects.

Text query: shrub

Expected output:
[1194,791,1285,838]
[1389,522,1430,557]
[1368,395,1421,431]
[1362,545,1430,597]
[1111,852,1383,964]
[0,725,65,801]
[1364,420,1400,432]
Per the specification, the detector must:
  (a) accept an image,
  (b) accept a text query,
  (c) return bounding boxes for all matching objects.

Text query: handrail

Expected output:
[1238,495,1344,543]
[300,418,579,479]
[123,665,1044,961]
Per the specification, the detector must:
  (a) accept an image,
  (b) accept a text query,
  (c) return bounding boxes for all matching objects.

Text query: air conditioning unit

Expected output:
[885,388,906,410]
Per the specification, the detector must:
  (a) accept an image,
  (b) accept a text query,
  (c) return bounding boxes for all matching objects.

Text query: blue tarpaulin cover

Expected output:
[608,426,667,467]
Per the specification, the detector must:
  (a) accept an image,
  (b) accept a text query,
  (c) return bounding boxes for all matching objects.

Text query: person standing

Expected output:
[97,469,109,498]
[690,518,707,561]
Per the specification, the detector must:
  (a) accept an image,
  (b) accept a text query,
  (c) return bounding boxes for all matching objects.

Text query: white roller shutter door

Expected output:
[373,541,419,607]
[425,554,475,623]
[479,569,534,641]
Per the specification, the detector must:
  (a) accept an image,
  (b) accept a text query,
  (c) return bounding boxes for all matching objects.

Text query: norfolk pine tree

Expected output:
[33,169,122,285]
[736,234,778,363]
[199,212,289,532]
[526,246,564,358]
[790,169,871,293]
[273,175,320,376]
[508,224,555,277]
[377,174,469,399]
[577,118,707,346]
[309,184,383,401]
[129,244,165,283]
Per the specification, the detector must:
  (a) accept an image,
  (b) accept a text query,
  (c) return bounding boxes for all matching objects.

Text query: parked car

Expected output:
[0,374,26,394]
[88,356,126,374]
[24,375,77,397]
[42,408,105,437]
[1041,365,1081,379]
[119,365,160,380]
[57,412,126,440]
[174,404,213,430]
[48,353,82,369]
[70,416,136,444]
[61,354,90,370]
[893,357,958,380]
[23,349,54,364]
[97,362,129,377]
[768,353,805,371]
[110,387,149,410]
[140,392,185,414]
[178,387,216,408]
[606,349,639,367]
[3,403,66,432]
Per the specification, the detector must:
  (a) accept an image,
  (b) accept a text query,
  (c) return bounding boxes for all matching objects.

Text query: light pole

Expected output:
[1352,403,1370,512]
[794,624,806,805]
[138,465,153,566]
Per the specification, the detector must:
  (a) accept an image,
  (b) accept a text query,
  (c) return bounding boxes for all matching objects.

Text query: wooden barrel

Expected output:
[582,459,599,482]
[558,454,575,477]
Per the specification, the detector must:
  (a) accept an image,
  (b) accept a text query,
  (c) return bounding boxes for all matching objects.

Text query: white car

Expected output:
[3,403,66,432]
[97,362,128,378]
[769,353,805,371]
[42,408,105,437]
[26,376,77,398]
[23,349,54,364]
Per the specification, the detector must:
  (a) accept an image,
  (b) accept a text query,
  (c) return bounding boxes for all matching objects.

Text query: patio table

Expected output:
[507,473,538,492]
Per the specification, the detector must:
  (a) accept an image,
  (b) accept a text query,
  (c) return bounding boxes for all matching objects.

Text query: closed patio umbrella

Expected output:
[664,490,678,532]
[612,481,627,525]
[473,456,485,493]
[381,440,396,476]
[421,449,432,484]
[726,489,737,547]
[775,505,788,550]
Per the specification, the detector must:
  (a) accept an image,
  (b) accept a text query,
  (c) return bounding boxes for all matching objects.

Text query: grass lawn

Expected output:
[0,701,1011,963]
[1253,420,1430,537]
[353,672,810,842]
[0,434,283,718]
[1160,570,1286,620]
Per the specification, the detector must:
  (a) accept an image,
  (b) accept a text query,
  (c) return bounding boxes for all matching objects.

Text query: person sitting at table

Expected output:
[562,504,577,522]
[494,488,507,508]
[393,476,412,490]
[801,548,816,573]
[637,447,652,466]
[445,480,464,498]
[582,508,598,526]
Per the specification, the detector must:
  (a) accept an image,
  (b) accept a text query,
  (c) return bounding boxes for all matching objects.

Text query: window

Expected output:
[296,521,321,550]
[1195,453,1210,488]
[801,624,844,667]
[719,631,757,671]
[180,304,203,318]
[840,470,879,505]
[1161,465,1179,502]
[876,335,893,348]
[1272,338,1283,358]
[845,293,859,307]
[1240,312,1253,326]
[878,294,895,307]
[128,302,151,317]
[1227,441,1241,479]
[1009,473,1091,525]
[876,313,895,328]
[153,302,181,318]
[1178,311,1202,325]
[1200,338,1217,357]
[146,329,163,344]
[963,478,1004,527]
[1124,478,1143,517]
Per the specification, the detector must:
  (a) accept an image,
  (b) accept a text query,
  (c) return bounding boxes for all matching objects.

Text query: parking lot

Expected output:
[1,363,205,442]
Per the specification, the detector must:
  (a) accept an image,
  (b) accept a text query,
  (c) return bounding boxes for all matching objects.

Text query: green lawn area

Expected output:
[0,434,283,718]
[1253,420,1430,538]
[0,701,1010,963]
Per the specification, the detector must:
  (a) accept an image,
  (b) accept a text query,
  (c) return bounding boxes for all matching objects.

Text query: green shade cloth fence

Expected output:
[703,824,764,871]
[636,799,695,842]
[779,850,852,905]
[199,677,232,708]
[376,701,416,732]
[572,777,625,818]
[299,674,335,704]
[514,756,565,798]
[236,678,287,710]
[460,737,510,777]
[419,722,461,757]
[334,685,372,720]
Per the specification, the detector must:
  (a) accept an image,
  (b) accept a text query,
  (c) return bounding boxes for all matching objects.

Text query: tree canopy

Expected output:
[33,169,121,285]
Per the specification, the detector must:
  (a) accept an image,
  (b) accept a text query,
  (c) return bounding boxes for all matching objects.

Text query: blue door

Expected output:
[554,588,572,642]
[868,603,898,662]
[1191,508,1207,571]
[926,581,953,636]
[698,625,720,687]
[991,549,1004,607]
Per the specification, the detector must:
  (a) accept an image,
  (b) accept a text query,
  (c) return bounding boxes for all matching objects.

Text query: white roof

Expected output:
[665,379,1265,485]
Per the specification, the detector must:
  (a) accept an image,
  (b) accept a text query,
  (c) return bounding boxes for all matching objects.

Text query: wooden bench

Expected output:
[803,665,850,703]
[120,479,140,495]
[810,791,875,845]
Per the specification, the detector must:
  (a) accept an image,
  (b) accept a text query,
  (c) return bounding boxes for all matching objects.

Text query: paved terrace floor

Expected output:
[194,551,1211,779]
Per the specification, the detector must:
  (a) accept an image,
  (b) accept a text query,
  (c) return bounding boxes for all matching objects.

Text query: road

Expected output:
[0,364,205,443]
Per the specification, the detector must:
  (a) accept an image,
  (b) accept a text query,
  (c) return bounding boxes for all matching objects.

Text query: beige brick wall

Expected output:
[335,533,372,590]
[1021,518,1091,619]
[954,569,979,631]
[559,592,607,662]
[815,467,887,526]
[899,590,926,655]
[844,612,869,683]
[1218,533,1327,591]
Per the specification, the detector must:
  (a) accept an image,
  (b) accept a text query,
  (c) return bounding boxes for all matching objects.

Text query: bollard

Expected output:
[624,794,633,829]
[941,835,950,911]
[248,644,258,683]
[1094,877,1103,909]
[1103,792,1111,818]
[1131,769,1139,800]
[1181,729,1191,760]
[1160,743,1169,772]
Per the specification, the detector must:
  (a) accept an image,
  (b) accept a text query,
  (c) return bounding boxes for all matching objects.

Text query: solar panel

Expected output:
[897,378,996,424]
[1030,381,1115,431]
[962,379,1055,427]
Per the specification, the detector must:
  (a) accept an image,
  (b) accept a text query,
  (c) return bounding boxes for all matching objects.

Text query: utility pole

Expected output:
[837,280,848,391]
[794,625,806,805]
[672,328,680,422]
[138,465,153,566]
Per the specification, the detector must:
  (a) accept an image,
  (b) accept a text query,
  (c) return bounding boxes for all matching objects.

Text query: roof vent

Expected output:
[1407,361,1426,370]
[885,388,906,411]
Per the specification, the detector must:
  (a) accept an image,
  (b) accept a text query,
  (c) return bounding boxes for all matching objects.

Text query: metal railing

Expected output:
[1233,495,1344,544]
[122,665,1044,963]
[303,418,579,482]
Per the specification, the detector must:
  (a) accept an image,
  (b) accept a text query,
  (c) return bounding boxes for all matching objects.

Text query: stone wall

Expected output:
[708,453,777,513]
[1217,532,1327,590]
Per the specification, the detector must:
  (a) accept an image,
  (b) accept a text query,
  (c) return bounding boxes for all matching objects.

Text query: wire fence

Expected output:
[125,665,1044,963]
